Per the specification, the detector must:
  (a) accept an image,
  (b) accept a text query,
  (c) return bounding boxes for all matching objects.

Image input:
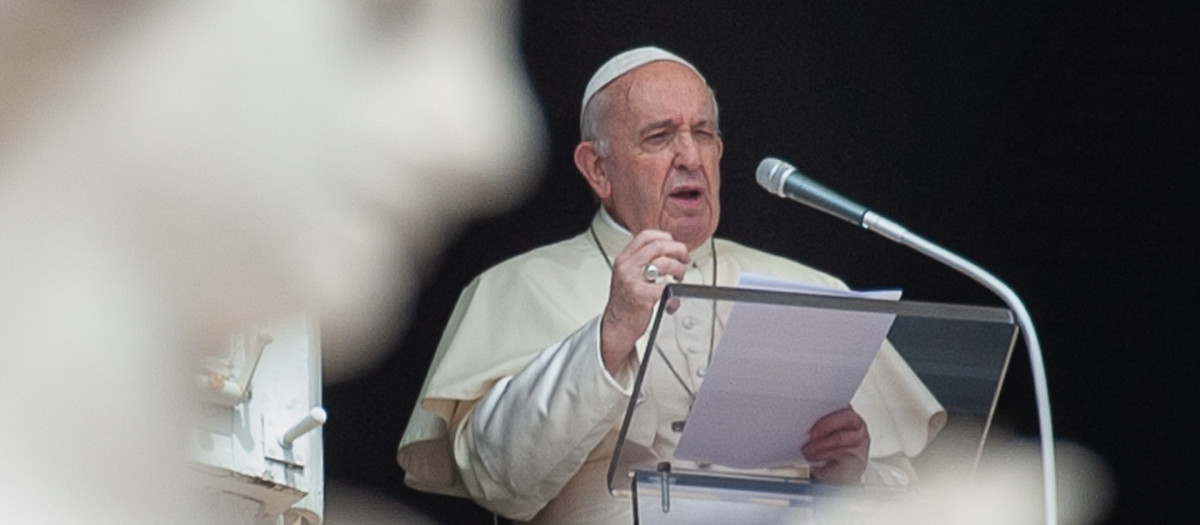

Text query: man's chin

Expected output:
[664,217,717,251]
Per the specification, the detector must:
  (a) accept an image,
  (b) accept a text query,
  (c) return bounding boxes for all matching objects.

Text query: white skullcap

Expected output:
[580,46,705,136]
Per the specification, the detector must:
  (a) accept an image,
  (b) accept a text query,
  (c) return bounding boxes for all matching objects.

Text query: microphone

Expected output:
[755,157,868,227]
[756,156,1059,525]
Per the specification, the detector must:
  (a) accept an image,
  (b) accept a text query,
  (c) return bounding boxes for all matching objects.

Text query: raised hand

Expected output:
[600,229,689,373]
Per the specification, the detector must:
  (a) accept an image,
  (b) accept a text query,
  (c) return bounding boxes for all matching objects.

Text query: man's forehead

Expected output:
[615,63,714,123]
[620,61,708,95]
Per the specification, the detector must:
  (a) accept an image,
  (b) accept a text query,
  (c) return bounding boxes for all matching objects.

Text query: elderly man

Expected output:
[398,46,944,524]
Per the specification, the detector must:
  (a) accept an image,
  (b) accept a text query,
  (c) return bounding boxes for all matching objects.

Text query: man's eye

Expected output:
[694,130,718,144]
[644,133,670,148]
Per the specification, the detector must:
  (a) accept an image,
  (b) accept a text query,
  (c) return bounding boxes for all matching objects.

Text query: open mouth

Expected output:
[669,188,704,202]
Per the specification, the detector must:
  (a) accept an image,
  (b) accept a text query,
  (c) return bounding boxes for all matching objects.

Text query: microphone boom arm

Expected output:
[757,156,1057,523]
[863,211,1058,525]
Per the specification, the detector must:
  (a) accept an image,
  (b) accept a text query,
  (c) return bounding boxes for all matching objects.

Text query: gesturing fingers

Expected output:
[617,230,689,284]
[608,231,689,311]
[599,230,690,372]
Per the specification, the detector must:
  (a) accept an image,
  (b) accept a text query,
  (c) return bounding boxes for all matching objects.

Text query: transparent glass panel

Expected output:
[631,470,907,525]
[607,284,1017,520]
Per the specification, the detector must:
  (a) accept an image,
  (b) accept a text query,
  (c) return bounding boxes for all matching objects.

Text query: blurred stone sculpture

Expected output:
[0,0,542,523]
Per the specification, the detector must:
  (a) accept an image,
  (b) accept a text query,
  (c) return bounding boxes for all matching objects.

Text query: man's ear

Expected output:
[574,141,610,199]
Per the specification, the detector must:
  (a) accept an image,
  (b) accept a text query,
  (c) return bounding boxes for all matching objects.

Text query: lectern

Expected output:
[607,284,1018,524]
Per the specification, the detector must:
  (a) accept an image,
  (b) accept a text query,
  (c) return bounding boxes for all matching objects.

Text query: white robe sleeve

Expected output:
[450,316,637,520]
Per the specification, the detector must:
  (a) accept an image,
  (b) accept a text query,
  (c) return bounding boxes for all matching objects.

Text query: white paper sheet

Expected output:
[671,273,900,469]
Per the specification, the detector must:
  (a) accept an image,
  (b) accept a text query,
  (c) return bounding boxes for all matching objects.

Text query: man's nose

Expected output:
[672,132,702,170]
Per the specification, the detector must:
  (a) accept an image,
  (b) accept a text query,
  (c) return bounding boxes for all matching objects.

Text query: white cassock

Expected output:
[398,209,946,524]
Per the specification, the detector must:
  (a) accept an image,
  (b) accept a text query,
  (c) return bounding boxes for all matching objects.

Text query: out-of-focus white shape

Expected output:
[819,437,1114,525]
[625,437,1111,525]
[1,0,543,523]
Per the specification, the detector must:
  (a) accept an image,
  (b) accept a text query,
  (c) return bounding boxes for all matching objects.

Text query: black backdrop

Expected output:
[325,2,1198,523]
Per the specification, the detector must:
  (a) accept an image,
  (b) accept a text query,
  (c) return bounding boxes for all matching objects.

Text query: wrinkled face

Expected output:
[594,61,723,251]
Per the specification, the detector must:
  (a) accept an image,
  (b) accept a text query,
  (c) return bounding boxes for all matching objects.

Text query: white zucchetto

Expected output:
[580,46,705,135]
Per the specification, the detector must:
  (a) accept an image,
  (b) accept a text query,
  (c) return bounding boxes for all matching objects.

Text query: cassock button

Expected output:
[681,317,696,330]
[696,366,707,378]
[685,345,702,354]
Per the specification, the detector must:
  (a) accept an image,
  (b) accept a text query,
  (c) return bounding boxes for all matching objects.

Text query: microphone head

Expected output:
[755,157,795,197]
[755,156,869,225]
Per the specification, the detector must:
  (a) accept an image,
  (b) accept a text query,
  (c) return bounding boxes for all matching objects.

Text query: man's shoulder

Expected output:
[713,238,848,290]
[454,230,608,321]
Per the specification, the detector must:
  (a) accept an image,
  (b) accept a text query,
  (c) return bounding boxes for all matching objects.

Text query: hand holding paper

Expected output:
[671,273,900,470]
[801,406,871,484]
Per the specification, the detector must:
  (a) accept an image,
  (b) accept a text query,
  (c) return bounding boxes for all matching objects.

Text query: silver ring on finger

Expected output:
[643,263,661,282]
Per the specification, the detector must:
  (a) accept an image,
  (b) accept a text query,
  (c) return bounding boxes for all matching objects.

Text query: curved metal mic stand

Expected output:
[862,212,1057,525]
[757,157,1057,523]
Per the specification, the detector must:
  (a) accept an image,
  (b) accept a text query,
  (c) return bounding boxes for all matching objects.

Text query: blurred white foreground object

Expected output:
[1,0,543,523]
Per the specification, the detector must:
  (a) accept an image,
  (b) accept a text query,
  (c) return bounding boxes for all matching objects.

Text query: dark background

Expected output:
[325,1,1198,523]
